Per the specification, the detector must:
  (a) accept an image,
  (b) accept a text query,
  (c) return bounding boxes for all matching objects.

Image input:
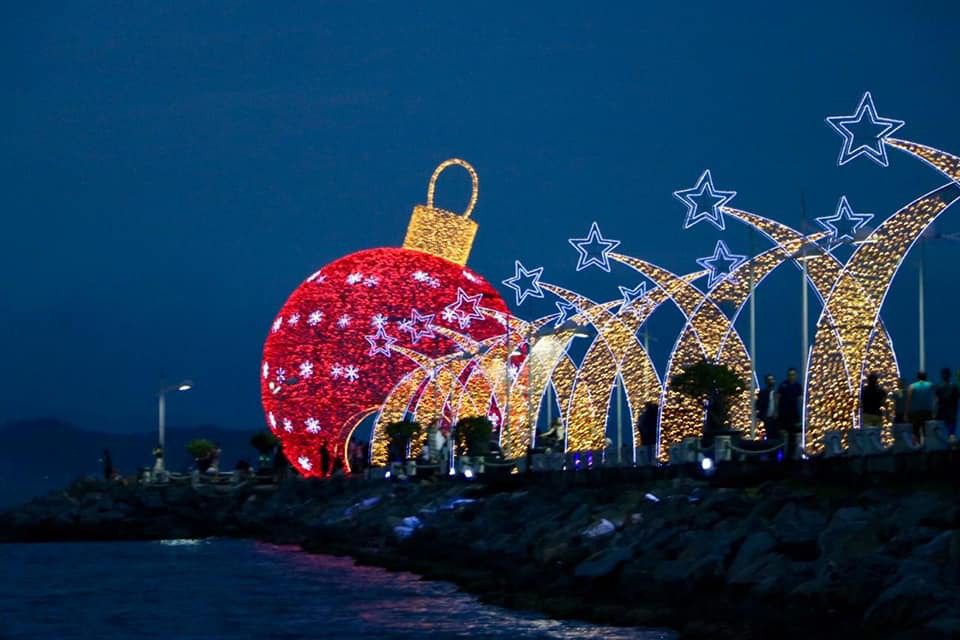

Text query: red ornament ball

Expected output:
[260,247,509,476]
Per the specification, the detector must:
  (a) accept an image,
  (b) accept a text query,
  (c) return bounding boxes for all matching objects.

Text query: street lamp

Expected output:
[916,230,960,372]
[157,379,193,473]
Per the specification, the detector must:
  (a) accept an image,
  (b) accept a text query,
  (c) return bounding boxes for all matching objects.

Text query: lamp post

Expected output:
[157,379,193,473]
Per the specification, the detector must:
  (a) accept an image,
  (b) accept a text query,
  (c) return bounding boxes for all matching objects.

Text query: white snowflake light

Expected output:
[330,364,344,379]
[271,317,283,333]
[297,456,313,471]
[441,307,458,323]
[275,367,286,383]
[262,362,270,379]
[306,270,326,283]
[305,417,321,434]
[346,272,364,285]
[307,310,324,326]
[428,278,441,288]
[412,270,430,282]
[287,313,301,326]
[363,276,380,287]
[268,412,277,429]
[371,313,388,328]
[337,314,352,329]
[343,365,360,382]
[283,418,293,433]
[462,270,480,283]
[299,361,314,379]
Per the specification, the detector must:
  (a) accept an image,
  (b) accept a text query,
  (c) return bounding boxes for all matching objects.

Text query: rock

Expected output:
[863,574,942,631]
[574,545,634,578]
[583,518,616,538]
[818,507,881,563]
[772,502,827,546]
[728,531,776,579]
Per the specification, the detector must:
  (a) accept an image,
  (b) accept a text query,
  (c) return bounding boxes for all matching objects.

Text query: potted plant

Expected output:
[670,358,747,447]
[186,438,217,472]
[454,416,494,458]
[250,431,279,470]
[384,420,421,463]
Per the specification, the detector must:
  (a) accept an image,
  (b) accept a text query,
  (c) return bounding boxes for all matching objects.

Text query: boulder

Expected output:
[574,545,634,578]
[728,531,777,579]
[772,501,827,546]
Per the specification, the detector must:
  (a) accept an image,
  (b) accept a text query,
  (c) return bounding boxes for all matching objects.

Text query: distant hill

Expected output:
[0,419,260,508]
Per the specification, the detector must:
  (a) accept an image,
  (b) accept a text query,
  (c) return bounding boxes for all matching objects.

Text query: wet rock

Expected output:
[728,531,776,579]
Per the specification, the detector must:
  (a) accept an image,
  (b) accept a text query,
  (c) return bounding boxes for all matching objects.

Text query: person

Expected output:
[428,421,446,462]
[776,368,803,456]
[905,371,935,445]
[208,442,222,474]
[935,368,960,437]
[860,373,887,427]
[102,449,114,481]
[540,418,565,451]
[319,444,331,476]
[893,378,907,424]
[756,374,778,439]
[639,401,658,448]
[152,444,164,477]
[272,443,288,482]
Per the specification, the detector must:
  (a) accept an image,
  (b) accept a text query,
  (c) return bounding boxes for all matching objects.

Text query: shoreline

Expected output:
[3,456,960,639]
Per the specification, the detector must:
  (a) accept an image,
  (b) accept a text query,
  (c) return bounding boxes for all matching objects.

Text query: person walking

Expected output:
[756,374,778,439]
[776,368,803,456]
[905,371,935,445]
[860,373,887,427]
[935,368,960,438]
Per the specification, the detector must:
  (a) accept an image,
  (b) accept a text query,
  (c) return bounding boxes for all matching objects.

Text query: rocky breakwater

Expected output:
[3,473,960,639]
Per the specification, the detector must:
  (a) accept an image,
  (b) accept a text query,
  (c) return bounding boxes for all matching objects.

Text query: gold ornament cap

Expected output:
[402,158,479,266]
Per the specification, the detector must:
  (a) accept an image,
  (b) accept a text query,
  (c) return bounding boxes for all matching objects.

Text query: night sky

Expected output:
[3,2,959,433]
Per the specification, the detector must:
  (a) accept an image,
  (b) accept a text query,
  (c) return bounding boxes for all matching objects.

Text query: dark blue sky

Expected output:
[3,2,959,433]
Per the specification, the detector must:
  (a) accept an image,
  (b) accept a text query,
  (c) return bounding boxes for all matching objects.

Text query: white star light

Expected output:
[283,418,293,433]
[304,417,321,434]
[262,362,269,379]
[336,314,352,329]
[307,310,324,326]
[816,196,874,244]
[568,222,621,272]
[696,240,747,288]
[400,309,436,344]
[443,288,485,329]
[297,456,312,471]
[343,365,360,382]
[553,299,578,328]
[287,313,300,326]
[298,361,314,379]
[271,317,282,333]
[365,326,397,357]
[330,364,344,379]
[618,282,647,314]
[502,260,544,306]
[826,91,905,167]
[674,170,737,231]
[346,272,364,285]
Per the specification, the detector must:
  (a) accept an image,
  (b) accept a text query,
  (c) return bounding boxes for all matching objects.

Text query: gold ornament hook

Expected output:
[426,158,479,219]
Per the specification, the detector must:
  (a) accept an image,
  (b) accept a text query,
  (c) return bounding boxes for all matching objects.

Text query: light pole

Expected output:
[157,379,193,473]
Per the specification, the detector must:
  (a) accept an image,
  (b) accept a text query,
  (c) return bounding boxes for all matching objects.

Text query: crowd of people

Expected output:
[861,368,960,445]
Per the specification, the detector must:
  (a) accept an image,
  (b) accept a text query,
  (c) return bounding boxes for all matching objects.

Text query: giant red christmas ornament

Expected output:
[261,160,510,476]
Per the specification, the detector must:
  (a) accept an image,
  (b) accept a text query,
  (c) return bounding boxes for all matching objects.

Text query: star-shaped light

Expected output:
[816,196,874,244]
[400,308,436,344]
[568,222,621,272]
[825,92,905,167]
[443,288,485,329]
[502,260,544,306]
[618,282,647,314]
[553,299,579,328]
[365,326,396,358]
[674,170,737,231]
[696,240,746,288]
